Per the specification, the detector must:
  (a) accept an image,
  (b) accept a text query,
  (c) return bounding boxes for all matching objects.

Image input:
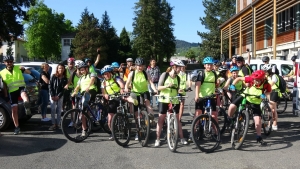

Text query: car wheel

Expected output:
[0,107,11,130]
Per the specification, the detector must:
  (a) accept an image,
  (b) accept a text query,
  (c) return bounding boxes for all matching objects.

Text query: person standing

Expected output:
[146,59,160,107]
[49,64,68,130]
[39,63,51,121]
[0,55,31,135]
[63,57,76,113]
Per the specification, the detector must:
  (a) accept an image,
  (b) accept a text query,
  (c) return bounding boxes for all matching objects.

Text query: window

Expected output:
[281,64,293,76]
[63,39,71,46]
[277,6,296,34]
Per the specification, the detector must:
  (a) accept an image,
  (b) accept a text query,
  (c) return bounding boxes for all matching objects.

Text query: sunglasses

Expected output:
[5,61,13,64]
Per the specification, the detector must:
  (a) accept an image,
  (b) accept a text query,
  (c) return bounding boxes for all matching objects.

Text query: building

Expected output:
[61,32,75,61]
[220,0,300,60]
[0,38,28,62]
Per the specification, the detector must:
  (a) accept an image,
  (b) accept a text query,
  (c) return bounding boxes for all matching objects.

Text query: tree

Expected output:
[6,42,14,56]
[198,0,235,59]
[185,48,196,59]
[118,27,132,61]
[72,8,104,64]
[0,0,35,46]
[24,0,74,61]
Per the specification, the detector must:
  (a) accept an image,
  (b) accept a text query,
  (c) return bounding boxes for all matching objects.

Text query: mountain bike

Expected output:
[276,91,288,114]
[261,98,273,136]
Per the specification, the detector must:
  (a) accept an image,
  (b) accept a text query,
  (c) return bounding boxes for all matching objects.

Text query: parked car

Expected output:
[15,62,58,77]
[189,69,203,82]
[0,64,39,130]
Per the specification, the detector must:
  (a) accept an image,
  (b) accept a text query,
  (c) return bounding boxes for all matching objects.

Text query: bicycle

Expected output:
[276,91,288,114]
[261,97,273,136]
[156,95,188,152]
[190,93,221,153]
[61,93,110,142]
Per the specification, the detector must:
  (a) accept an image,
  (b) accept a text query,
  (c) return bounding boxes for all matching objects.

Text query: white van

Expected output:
[292,58,300,115]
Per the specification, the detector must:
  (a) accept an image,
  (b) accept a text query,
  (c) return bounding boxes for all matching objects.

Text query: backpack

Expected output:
[274,74,286,93]
[163,72,180,90]
[197,70,217,85]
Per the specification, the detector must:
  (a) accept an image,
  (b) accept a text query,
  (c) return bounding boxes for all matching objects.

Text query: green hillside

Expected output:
[175,40,200,56]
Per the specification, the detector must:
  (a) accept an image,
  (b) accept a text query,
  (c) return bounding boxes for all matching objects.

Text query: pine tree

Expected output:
[118,27,132,61]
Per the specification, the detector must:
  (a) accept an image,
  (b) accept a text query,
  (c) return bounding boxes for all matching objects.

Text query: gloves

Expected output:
[229,85,236,91]
[261,94,266,99]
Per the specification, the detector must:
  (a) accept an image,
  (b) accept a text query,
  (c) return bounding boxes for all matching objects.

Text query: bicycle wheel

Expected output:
[188,99,195,117]
[277,96,287,114]
[231,110,249,150]
[136,110,150,147]
[219,108,229,135]
[61,109,92,143]
[111,113,131,147]
[191,114,221,153]
[261,105,273,136]
[167,113,179,152]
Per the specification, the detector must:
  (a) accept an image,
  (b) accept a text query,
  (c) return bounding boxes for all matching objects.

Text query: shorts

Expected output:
[133,91,150,112]
[107,100,119,113]
[63,88,72,104]
[158,102,180,114]
[195,98,216,112]
[270,91,279,102]
[9,87,26,106]
[231,95,262,117]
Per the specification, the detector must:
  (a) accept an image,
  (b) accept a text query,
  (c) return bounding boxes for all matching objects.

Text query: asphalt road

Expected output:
[1,92,300,169]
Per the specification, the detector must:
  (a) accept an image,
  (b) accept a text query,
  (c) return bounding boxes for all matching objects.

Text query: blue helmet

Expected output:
[230,66,239,72]
[101,65,113,74]
[203,56,214,64]
[111,62,120,68]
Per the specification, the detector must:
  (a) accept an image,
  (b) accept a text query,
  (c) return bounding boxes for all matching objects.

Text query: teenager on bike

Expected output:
[223,66,244,101]
[178,65,192,122]
[216,65,228,108]
[228,70,271,145]
[155,59,188,147]
[262,64,279,131]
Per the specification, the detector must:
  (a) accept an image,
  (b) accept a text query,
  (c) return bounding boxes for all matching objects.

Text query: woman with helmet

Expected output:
[155,59,188,147]
[228,70,272,146]
[262,64,280,130]
[111,62,123,80]
[84,48,101,74]
[223,66,244,101]
[216,65,228,108]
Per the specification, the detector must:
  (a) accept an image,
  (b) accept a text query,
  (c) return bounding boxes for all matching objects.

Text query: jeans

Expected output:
[148,83,158,106]
[50,96,63,125]
[40,89,49,117]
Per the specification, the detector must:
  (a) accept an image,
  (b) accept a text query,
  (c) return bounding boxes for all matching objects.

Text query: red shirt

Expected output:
[244,76,271,93]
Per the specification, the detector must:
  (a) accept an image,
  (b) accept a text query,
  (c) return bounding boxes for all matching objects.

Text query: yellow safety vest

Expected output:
[79,74,96,93]
[102,78,120,95]
[0,65,25,93]
[132,70,148,94]
[242,83,264,104]
[178,73,186,95]
[158,73,179,104]
[199,71,216,97]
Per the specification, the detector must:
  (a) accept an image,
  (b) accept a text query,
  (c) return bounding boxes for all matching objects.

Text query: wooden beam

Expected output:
[253,7,256,59]
[239,18,242,55]
[273,0,277,60]
[221,30,223,54]
[229,25,232,58]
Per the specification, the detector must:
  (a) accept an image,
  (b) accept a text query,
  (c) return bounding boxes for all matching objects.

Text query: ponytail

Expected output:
[166,67,172,73]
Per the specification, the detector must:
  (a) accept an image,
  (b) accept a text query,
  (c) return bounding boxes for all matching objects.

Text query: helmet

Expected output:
[213,59,219,64]
[135,57,144,65]
[261,64,272,71]
[218,65,228,72]
[75,60,84,67]
[214,61,222,66]
[236,56,244,62]
[202,56,214,64]
[67,57,75,63]
[230,66,239,72]
[251,70,265,81]
[111,62,120,68]
[126,58,133,62]
[170,61,174,66]
[172,59,185,67]
[291,55,297,61]
[232,55,237,59]
[3,55,14,61]
[77,62,88,69]
[262,56,270,62]
[101,66,113,74]
[84,58,91,63]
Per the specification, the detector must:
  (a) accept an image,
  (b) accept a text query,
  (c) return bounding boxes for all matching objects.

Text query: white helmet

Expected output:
[262,64,272,71]
[172,59,185,67]
[75,60,84,67]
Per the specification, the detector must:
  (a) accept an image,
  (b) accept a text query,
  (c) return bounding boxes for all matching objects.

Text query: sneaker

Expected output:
[154,139,160,147]
[272,125,278,131]
[180,138,188,145]
[108,135,114,141]
[44,117,51,121]
[135,133,139,141]
[257,137,267,146]
[68,121,74,127]
[188,137,193,142]
[41,118,47,122]
[14,127,20,135]
[81,130,87,137]
[49,125,56,130]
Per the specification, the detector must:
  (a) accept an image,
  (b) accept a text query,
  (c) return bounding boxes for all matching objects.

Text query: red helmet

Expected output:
[251,70,265,81]
[68,57,75,63]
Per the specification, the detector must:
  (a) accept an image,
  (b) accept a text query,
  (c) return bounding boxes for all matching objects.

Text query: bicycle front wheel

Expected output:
[136,110,150,147]
[277,96,287,114]
[111,113,131,147]
[231,110,249,150]
[167,113,179,152]
[191,114,221,153]
[61,109,92,143]
[262,105,273,136]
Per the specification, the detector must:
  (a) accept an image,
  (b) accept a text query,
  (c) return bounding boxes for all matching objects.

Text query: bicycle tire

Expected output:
[188,99,195,117]
[191,114,221,153]
[167,113,179,152]
[262,105,273,136]
[277,96,287,114]
[136,110,150,147]
[219,108,229,135]
[111,113,131,147]
[61,109,92,143]
[231,109,249,150]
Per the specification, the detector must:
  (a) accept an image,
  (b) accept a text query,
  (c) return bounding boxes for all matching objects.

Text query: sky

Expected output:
[43,0,206,43]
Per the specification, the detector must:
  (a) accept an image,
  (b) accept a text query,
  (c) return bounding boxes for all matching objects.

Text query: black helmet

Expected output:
[77,62,88,69]
[232,55,237,59]
[291,55,297,62]
[3,55,14,61]
[135,57,144,66]
[262,56,270,62]
[236,56,244,62]
[84,58,92,63]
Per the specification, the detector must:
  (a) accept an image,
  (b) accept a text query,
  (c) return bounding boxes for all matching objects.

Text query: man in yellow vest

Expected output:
[0,55,31,135]
[63,57,76,113]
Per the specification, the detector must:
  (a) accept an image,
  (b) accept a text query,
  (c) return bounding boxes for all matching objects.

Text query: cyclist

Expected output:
[262,56,270,64]
[64,57,76,114]
[111,62,122,80]
[284,55,296,81]
[178,64,192,122]
[0,55,31,135]
[228,70,271,146]
[214,61,222,75]
[84,48,101,74]
[124,57,158,140]
[216,65,228,107]
[188,56,219,141]
[236,56,252,77]
[155,59,188,147]
[223,66,244,101]
[262,64,279,131]
[121,58,135,82]
[71,62,97,137]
